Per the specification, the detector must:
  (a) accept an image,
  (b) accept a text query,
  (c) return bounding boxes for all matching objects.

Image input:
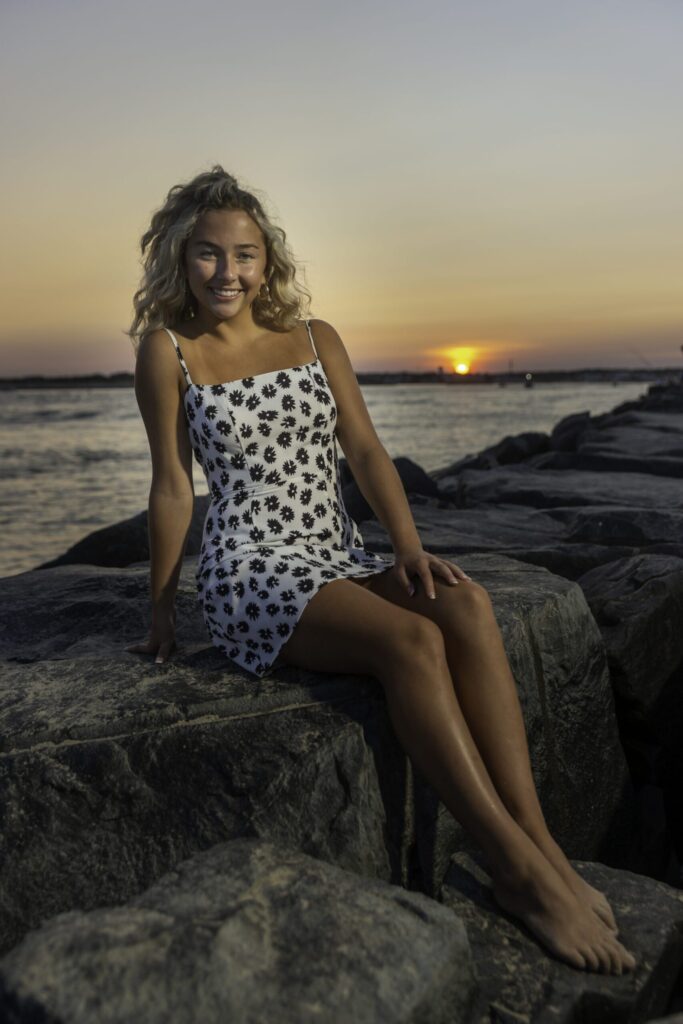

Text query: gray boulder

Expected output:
[577,554,683,713]
[430,431,551,478]
[361,497,683,579]
[342,455,440,523]
[0,837,476,1024]
[34,495,211,571]
[438,465,683,510]
[0,553,633,956]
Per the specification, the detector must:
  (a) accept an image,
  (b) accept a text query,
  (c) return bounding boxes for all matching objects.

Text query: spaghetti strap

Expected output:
[305,318,318,360]
[162,327,193,388]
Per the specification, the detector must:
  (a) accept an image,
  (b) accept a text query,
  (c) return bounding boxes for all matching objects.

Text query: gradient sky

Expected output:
[1,0,681,375]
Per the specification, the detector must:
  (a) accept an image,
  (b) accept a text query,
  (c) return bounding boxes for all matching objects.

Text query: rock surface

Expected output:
[0,837,476,1024]
[0,553,631,957]
[577,554,683,713]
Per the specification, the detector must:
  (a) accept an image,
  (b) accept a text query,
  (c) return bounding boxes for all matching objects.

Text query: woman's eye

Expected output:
[199,251,254,259]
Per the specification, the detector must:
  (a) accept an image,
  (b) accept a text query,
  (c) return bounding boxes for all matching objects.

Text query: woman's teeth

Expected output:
[211,288,242,299]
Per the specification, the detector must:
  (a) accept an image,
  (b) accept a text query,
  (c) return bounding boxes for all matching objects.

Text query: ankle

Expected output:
[486,833,545,890]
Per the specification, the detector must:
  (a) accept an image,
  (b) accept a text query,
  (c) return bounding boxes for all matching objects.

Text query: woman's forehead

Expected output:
[194,208,260,236]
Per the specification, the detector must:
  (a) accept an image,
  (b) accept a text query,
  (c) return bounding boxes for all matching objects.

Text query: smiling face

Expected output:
[184,208,268,326]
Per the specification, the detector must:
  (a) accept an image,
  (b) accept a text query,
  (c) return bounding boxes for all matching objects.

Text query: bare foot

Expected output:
[523,826,619,934]
[490,844,636,974]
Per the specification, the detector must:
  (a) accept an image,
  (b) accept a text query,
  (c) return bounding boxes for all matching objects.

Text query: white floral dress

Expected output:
[163,320,393,677]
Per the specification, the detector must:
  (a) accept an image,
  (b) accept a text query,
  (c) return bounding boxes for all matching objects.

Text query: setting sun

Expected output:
[441,347,476,375]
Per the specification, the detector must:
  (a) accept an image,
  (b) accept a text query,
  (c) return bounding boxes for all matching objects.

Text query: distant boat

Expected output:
[524,372,534,389]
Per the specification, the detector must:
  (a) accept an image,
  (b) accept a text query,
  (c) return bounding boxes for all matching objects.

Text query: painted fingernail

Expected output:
[429,592,436,599]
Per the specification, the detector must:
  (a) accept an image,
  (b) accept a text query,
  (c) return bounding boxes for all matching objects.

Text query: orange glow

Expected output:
[443,347,476,375]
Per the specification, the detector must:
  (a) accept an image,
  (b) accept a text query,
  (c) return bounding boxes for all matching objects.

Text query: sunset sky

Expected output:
[1,0,681,376]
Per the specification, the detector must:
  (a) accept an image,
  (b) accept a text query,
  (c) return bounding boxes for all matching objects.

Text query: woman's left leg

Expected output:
[355,568,617,932]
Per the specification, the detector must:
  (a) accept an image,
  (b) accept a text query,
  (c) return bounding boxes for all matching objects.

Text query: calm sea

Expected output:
[0,381,648,578]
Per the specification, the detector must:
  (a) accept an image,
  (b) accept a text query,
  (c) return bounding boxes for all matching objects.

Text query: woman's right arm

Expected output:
[126,330,195,663]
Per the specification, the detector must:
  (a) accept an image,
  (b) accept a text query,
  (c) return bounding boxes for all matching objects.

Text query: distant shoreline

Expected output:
[1,368,681,389]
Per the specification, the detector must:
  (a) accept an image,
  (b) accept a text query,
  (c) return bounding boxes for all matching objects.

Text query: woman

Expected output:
[125,165,636,975]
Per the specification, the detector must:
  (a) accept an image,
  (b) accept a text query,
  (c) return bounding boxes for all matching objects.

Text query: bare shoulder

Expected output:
[134,327,184,397]
[137,326,174,363]
[307,318,344,348]
[306,318,353,366]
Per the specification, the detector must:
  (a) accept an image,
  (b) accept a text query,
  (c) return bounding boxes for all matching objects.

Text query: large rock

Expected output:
[568,409,683,459]
[342,455,440,523]
[438,464,683,510]
[361,497,683,579]
[577,554,683,713]
[441,851,683,1023]
[431,395,683,480]
[429,430,551,478]
[33,495,211,571]
[610,380,683,414]
[527,447,683,478]
[579,554,683,874]
[0,553,632,955]
[0,837,476,1024]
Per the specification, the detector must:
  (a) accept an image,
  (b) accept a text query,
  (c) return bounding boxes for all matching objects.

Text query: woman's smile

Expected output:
[209,287,243,301]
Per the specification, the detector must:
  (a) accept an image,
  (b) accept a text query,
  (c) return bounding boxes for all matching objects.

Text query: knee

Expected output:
[387,614,446,668]
[450,579,494,619]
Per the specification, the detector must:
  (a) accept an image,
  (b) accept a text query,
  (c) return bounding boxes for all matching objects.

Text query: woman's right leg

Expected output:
[277,577,636,975]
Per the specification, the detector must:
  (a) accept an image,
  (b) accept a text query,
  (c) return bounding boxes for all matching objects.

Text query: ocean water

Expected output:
[0,380,648,578]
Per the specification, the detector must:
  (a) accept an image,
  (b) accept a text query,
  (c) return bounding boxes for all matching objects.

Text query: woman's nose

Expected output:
[217,255,238,279]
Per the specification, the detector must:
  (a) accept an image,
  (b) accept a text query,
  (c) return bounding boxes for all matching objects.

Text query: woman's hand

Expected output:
[392,546,472,599]
[125,607,177,664]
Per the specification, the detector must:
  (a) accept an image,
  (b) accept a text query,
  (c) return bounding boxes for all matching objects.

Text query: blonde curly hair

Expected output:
[126,165,313,353]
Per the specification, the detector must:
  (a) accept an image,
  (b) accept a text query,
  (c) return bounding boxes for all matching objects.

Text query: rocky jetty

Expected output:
[2,379,683,1021]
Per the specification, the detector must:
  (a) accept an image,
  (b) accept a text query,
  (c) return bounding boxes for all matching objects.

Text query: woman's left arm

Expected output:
[311,319,472,598]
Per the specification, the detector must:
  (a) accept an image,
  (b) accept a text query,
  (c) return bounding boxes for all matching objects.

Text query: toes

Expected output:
[623,948,637,972]
[611,939,636,973]
[600,939,620,974]
[581,945,600,972]
[570,950,587,970]
[597,942,614,973]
